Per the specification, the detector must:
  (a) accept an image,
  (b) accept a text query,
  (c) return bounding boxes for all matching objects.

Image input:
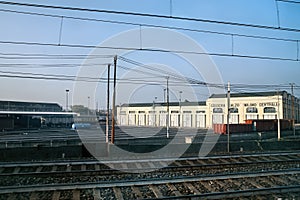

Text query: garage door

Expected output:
[212,114,224,124]
[183,111,192,127]
[159,112,167,126]
[171,113,180,127]
[138,114,146,126]
[119,114,127,125]
[148,113,156,126]
[196,114,206,128]
[128,113,136,126]
[230,114,239,124]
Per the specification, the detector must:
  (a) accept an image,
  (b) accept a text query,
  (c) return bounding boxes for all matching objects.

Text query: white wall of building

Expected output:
[116,92,298,129]
[206,95,283,127]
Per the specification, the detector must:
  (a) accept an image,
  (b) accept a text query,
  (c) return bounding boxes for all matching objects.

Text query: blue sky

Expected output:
[0,0,299,109]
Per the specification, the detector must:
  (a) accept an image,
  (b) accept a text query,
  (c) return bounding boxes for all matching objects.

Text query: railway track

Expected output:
[0,152,300,199]
[0,170,299,199]
[0,152,300,177]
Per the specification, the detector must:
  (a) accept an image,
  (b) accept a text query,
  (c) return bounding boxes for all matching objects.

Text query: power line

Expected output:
[0,1,300,33]
[117,65,167,79]
[0,54,298,92]
[277,0,300,4]
[0,8,298,43]
[0,69,298,93]
[118,56,293,89]
[0,52,114,57]
[0,73,206,86]
[119,56,224,89]
[1,40,298,62]
[118,64,205,87]
[0,56,99,60]
[0,69,197,85]
[0,5,299,62]
[0,63,110,69]
[0,53,114,59]
[119,56,194,83]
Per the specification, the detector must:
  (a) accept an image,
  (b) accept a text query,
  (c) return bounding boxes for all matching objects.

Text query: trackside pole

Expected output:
[166,77,170,138]
[111,56,117,144]
[106,64,110,143]
[227,81,230,153]
[277,91,281,141]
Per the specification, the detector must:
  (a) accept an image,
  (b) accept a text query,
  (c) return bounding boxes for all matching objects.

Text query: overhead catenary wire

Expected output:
[0,2,299,63]
[0,70,298,94]
[118,56,196,83]
[277,0,300,4]
[0,3,298,64]
[0,2,299,102]
[120,56,251,89]
[118,56,300,93]
[119,56,224,89]
[0,52,115,57]
[0,8,298,43]
[0,1,300,33]
[1,55,297,92]
[0,52,114,59]
[0,63,111,69]
[1,40,299,62]
[0,52,298,92]
[0,69,204,86]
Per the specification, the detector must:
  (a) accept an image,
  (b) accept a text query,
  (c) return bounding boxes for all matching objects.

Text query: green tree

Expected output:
[71,105,89,115]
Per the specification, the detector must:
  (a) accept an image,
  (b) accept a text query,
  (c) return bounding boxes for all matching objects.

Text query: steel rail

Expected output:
[0,169,299,194]
[158,185,300,199]
[0,151,299,167]
[1,156,300,179]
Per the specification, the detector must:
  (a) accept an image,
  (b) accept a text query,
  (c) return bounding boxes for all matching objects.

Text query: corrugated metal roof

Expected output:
[0,100,60,106]
[0,111,77,115]
[209,91,289,99]
[120,101,206,107]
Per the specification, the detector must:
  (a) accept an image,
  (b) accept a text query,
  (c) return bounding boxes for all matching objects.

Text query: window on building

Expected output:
[129,111,136,113]
[264,107,276,113]
[230,108,239,113]
[213,108,223,113]
[138,111,145,113]
[246,107,258,113]
[183,111,192,113]
[171,111,179,113]
[196,110,205,113]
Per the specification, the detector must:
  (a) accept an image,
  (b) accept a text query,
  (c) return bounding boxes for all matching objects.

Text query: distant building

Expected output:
[0,100,62,112]
[117,91,300,128]
[0,100,75,130]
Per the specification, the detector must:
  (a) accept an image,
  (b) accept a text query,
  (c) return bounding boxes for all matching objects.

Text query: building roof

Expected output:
[0,100,60,106]
[0,111,77,115]
[120,101,206,107]
[0,100,62,112]
[209,91,289,99]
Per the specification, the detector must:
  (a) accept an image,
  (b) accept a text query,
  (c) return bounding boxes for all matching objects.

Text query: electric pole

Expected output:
[277,91,281,141]
[65,89,69,112]
[166,77,170,138]
[106,64,110,143]
[88,96,90,115]
[111,56,117,144]
[290,83,296,136]
[227,81,230,153]
[179,91,182,127]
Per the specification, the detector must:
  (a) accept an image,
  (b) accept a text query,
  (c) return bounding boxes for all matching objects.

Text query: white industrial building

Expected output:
[117,91,300,129]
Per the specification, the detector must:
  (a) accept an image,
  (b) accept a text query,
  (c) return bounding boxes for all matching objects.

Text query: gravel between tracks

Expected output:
[0,162,299,187]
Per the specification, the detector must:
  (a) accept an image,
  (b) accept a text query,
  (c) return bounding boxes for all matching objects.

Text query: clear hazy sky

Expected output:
[0,0,299,109]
